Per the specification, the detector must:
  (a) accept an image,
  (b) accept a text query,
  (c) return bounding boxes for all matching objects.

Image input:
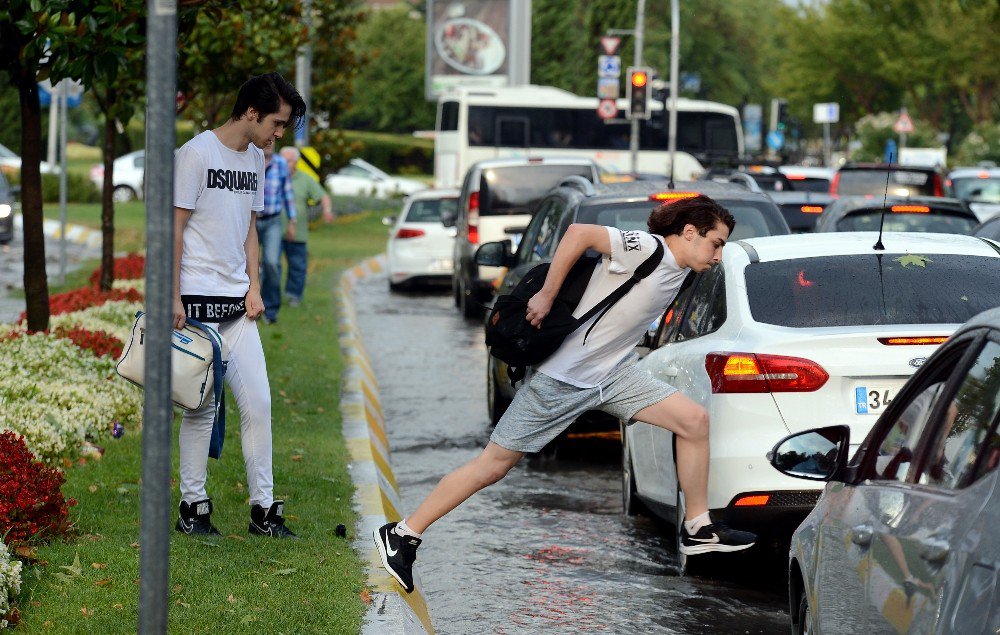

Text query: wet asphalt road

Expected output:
[351,273,790,634]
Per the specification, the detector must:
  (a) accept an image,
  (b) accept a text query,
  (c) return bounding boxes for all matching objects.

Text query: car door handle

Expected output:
[918,537,950,564]
[850,524,873,547]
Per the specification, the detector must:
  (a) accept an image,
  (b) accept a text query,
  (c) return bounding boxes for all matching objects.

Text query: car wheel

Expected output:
[486,359,511,426]
[112,185,136,203]
[795,591,814,635]
[621,421,643,516]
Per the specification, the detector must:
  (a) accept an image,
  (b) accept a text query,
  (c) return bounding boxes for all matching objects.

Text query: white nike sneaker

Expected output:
[679,521,756,555]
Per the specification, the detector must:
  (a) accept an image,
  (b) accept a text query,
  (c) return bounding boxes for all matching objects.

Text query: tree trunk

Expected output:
[100,115,116,291]
[18,72,49,333]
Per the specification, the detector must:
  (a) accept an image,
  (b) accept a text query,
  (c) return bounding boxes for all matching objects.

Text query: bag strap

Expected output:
[578,238,665,343]
[185,318,227,459]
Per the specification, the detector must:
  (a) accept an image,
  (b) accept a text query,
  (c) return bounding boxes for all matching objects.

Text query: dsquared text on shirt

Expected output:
[206,169,258,194]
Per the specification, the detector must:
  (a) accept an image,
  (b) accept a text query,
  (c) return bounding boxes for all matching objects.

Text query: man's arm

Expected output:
[244,212,264,319]
[283,166,297,241]
[525,224,611,327]
[320,193,334,223]
[173,207,193,329]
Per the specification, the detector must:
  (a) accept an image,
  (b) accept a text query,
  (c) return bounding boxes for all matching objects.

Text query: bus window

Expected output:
[439,101,458,131]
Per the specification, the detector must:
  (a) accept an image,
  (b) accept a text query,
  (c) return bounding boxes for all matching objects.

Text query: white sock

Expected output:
[394,519,422,539]
[684,511,711,535]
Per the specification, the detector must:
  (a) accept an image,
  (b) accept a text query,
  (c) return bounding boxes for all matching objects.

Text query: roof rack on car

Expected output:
[559,175,596,196]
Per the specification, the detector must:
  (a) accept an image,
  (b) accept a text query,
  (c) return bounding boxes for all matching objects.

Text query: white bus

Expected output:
[433,84,743,188]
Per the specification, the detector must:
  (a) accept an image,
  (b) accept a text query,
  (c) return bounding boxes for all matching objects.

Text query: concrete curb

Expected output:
[13,213,103,250]
[338,255,435,635]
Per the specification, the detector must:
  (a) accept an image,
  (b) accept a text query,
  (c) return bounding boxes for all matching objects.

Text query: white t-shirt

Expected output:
[537,227,689,388]
[174,130,265,297]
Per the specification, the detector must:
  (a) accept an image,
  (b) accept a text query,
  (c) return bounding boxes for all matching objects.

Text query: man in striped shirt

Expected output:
[256,145,297,324]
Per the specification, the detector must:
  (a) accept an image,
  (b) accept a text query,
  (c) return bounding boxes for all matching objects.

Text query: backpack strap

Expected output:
[578,238,664,343]
[186,318,227,459]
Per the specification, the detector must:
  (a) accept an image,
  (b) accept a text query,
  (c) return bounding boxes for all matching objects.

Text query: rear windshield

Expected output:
[745,254,1000,327]
[837,169,936,196]
[786,177,830,193]
[951,177,1000,204]
[479,165,593,216]
[405,197,457,222]
[837,210,977,234]
[576,199,787,241]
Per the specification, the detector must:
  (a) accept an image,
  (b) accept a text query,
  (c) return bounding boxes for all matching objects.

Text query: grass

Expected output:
[16,211,391,633]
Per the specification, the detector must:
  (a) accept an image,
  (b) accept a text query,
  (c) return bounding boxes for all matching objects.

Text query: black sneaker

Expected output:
[249,500,298,539]
[175,499,221,536]
[373,522,421,593]
[679,521,756,555]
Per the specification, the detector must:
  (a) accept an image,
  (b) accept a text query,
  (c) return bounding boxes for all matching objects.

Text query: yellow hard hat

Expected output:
[298,146,321,183]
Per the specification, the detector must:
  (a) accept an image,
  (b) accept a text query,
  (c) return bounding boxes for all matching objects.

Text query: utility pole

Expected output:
[628,0,647,175]
[667,0,679,184]
[295,0,313,146]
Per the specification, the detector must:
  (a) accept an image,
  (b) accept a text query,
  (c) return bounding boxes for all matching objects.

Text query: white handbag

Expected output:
[116,312,230,457]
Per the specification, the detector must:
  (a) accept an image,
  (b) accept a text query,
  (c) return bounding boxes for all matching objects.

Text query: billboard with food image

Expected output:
[426,0,513,98]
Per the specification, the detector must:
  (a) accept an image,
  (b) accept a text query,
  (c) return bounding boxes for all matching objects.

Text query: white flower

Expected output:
[0,541,22,629]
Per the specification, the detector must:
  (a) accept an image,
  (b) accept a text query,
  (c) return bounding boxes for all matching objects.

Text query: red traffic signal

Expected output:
[631,70,648,88]
[626,66,652,120]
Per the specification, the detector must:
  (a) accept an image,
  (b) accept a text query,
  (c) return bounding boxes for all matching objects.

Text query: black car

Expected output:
[767,190,834,233]
[815,196,979,234]
[479,179,791,434]
[974,216,1000,242]
[0,171,14,244]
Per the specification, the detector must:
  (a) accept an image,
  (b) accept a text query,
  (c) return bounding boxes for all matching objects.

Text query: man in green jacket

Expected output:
[279,146,333,306]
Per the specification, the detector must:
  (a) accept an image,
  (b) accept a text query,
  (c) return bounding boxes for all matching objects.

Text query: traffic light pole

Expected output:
[667,0,679,184]
[629,0,646,175]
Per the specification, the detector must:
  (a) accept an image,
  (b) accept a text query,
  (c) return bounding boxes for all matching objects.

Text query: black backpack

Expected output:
[485,239,664,382]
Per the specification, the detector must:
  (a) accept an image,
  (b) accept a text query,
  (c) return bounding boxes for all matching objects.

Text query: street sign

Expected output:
[743,104,763,154]
[600,36,621,55]
[598,55,621,79]
[766,130,785,151]
[813,102,839,124]
[597,78,619,100]
[893,110,915,134]
[38,79,83,108]
[597,99,618,120]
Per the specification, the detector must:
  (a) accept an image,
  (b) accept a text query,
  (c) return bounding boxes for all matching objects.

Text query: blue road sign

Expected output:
[766,130,784,151]
[598,55,621,79]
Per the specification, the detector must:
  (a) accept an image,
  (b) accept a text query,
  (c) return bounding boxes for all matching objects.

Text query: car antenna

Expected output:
[873,152,893,251]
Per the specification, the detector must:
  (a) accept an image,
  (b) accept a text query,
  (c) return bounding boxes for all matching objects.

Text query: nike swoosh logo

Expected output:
[689,533,720,544]
[385,535,399,556]
[179,518,193,533]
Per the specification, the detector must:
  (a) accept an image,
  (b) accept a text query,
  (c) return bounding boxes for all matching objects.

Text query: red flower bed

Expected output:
[18,287,143,323]
[0,431,76,546]
[53,326,123,358]
[89,253,145,287]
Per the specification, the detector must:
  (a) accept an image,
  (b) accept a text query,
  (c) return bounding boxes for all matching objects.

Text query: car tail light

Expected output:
[932,173,944,197]
[786,174,806,181]
[705,352,829,393]
[734,494,770,507]
[395,228,425,239]
[891,205,930,213]
[979,171,991,179]
[878,336,948,345]
[650,191,699,202]
[830,171,840,195]
[468,191,479,244]
[801,205,823,214]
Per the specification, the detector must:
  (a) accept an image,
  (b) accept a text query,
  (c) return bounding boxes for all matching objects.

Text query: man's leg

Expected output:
[632,392,710,521]
[283,240,307,303]
[256,217,283,322]
[405,441,523,533]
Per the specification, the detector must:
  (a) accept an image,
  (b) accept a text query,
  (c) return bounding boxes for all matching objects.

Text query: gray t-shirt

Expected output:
[174,130,265,296]
[537,227,689,387]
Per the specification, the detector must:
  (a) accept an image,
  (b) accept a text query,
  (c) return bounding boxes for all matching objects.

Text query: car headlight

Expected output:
[0,204,11,219]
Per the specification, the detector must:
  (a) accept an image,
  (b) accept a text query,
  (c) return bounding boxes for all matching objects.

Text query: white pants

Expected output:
[179,315,274,508]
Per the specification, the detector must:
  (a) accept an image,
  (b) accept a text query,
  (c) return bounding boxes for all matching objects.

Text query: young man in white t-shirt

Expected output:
[375,195,757,592]
[172,72,305,538]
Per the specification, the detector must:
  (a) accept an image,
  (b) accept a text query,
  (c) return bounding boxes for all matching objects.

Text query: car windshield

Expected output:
[836,210,977,234]
[577,199,786,240]
[951,177,1000,204]
[837,169,935,196]
[405,197,457,222]
[785,177,830,193]
[745,254,1000,327]
[479,165,593,216]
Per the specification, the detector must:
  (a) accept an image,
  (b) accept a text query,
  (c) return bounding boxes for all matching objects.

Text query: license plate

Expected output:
[855,386,896,415]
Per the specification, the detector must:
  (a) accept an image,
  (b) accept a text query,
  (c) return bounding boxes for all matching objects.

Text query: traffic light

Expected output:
[626,67,652,120]
[777,100,789,132]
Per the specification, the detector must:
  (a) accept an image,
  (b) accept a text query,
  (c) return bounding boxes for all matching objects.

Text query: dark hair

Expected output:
[647,194,736,237]
[230,72,306,130]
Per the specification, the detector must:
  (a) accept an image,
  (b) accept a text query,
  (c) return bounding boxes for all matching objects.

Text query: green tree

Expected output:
[531,0,588,93]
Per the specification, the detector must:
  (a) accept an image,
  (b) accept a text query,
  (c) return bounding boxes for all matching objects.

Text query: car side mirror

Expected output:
[441,209,457,228]
[767,425,850,481]
[475,240,514,267]
[382,215,396,227]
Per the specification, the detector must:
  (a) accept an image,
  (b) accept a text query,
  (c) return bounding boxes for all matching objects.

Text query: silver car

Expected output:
[769,306,1000,634]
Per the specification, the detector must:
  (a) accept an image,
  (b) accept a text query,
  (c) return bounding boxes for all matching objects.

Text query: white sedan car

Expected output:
[622,231,1000,571]
[0,142,59,175]
[325,158,426,199]
[384,188,459,291]
[89,149,145,202]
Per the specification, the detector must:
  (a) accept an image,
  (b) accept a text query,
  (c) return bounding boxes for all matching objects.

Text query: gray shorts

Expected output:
[490,363,678,453]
